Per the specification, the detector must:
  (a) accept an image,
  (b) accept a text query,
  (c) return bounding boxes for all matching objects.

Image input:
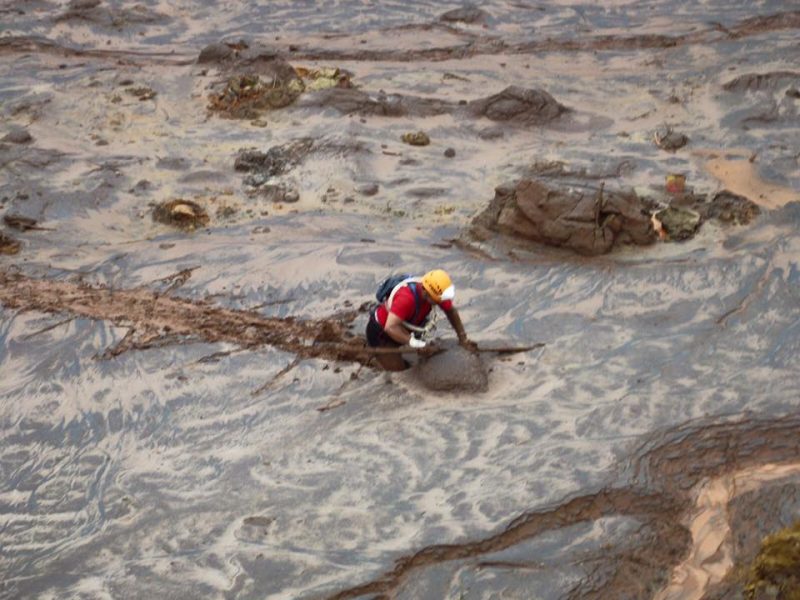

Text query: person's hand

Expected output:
[408,335,426,349]
[420,339,441,356]
[459,338,478,353]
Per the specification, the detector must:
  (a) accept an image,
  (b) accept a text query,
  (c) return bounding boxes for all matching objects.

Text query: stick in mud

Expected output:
[341,342,547,356]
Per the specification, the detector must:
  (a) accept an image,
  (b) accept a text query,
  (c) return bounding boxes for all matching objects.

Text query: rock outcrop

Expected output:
[469,179,656,255]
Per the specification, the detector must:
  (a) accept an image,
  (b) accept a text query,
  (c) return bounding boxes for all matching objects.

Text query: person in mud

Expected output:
[366,269,476,371]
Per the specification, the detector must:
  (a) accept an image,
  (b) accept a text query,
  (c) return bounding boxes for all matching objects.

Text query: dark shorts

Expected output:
[366,312,400,348]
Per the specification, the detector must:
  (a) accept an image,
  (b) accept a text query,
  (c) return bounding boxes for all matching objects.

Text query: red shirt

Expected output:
[375,284,453,327]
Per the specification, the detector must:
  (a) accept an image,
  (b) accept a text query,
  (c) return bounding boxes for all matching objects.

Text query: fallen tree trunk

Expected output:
[0,270,366,363]
[0,271,545,366]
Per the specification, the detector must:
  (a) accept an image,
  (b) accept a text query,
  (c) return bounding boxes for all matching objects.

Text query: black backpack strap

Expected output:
[408,282,422,325]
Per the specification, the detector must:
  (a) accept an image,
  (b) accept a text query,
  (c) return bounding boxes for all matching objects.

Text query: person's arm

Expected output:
[384,311,413,345]
[444,306,474,348]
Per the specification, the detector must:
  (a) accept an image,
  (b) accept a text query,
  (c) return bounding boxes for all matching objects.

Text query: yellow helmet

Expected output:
[421,269,455,303]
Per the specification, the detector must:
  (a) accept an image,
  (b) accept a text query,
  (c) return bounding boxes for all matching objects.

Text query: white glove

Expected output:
[408,336,426,349]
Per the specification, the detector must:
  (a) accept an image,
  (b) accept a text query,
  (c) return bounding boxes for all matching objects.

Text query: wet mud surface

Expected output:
[1,1,800,599]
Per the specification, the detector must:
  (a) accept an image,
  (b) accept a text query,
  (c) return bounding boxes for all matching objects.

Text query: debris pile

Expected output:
[401,131,430,146]
[208,74,304,119]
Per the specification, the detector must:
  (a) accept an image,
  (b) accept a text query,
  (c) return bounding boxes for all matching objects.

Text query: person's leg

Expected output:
[366,316,409,371]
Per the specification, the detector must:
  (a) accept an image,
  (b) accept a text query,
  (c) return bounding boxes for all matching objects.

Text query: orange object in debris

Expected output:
[666,173,686,194]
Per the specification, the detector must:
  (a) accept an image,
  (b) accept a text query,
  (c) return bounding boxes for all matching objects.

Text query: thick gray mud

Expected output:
[1,2,800,599]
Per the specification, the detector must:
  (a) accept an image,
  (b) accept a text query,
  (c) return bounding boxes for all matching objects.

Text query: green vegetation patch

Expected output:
[745,520,800,600]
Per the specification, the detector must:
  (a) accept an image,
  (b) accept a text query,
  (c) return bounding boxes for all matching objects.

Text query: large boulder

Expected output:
[469,179,656,255]
[417,346,488,393]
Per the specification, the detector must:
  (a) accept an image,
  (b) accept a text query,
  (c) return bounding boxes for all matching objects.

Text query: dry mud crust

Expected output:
[290,10,800,62]
[328,415,800,600]
[468,179,656,256]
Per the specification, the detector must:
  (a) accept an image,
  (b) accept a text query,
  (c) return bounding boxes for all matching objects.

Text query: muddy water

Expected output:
[1,2,800,599]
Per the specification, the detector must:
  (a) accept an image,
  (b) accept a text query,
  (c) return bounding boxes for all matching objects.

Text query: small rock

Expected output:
[3,214,39,231]
[152,199,209,230]
[129,179,153,195]
[197,43,233,64]
[127,86,157,101]
[654,126,689,152]
[356,183,379,196]
[244,173,269,188]
[654,206,701,241]
[705,190,760,225]
[257,185,299,203]
[216,205,237,219]
[243,515,274,528]
[478,126,504,140]
[0,232,21,255]
[156,157,191,171]
[439,5,489,24]
[786,87,800,99]
[444,147,456,158]
[2,128,33,144]
[401,131,430,146]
